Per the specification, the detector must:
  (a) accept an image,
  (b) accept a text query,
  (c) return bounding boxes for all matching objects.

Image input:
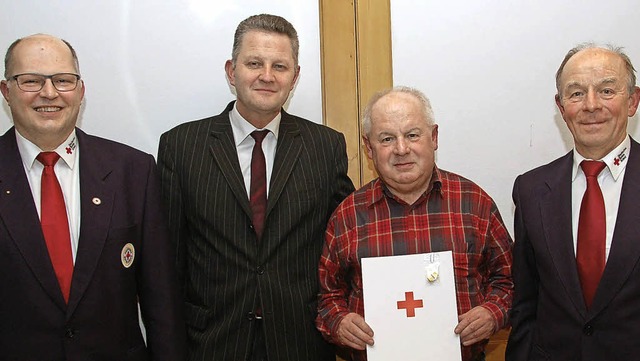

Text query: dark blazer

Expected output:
[506,138,640,361]
[0,127,185,361]
[157,101,355,361]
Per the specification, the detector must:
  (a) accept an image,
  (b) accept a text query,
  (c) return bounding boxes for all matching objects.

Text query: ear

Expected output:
[555,94,566,118]
[628,86,640,117]
[0,80,10,104]
[363,135,374,160]
[224,60,236,87]
[431,124,439,151]
[78,80,85,100]
[291,65,301,90]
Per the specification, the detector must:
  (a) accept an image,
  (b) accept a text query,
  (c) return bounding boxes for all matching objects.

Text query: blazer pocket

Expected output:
[107,224,139,241]
[184,301,214,331]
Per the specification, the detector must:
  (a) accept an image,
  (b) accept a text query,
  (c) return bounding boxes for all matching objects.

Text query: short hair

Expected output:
[555,42,637,96]
[362,86,435,137]
[4,35,80,78]
[231,14,299,67]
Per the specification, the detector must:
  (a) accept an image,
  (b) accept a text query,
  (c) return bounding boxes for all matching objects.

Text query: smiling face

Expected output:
[364,91,438,204]
[556,48,640,159]
[1,34,84,150]
[225,30,300,128]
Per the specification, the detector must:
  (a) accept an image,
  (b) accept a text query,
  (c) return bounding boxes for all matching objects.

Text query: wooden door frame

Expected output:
[319,0,392,187]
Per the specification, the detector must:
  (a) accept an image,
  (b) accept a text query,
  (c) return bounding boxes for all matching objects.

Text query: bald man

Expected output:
[0,34,185,360]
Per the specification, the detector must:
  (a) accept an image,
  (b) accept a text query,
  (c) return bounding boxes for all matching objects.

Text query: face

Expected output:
[225,30,300,127]
[1,35,84,150]
[556,48,640,159]
[364,92,438,203]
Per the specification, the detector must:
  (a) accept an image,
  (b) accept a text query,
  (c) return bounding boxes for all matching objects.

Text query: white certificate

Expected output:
[362,251,462,361]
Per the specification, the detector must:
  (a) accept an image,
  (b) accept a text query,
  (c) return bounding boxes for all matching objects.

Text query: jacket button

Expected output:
[247,311,256,321]
[257,266,265,275]
[65,327,75,338]
[583,324,593,336]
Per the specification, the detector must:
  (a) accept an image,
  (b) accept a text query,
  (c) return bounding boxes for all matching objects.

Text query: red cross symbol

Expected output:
[397,291,423,317]
[66,147,72,154]
[614,158,620,166]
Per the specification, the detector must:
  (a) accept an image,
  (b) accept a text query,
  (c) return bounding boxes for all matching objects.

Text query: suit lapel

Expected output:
[267,111,301,217]
[540,152,588,317]
[0,128,67,309]
[209,106,252,217]
[590,139,640,315]
[66,129,115,317]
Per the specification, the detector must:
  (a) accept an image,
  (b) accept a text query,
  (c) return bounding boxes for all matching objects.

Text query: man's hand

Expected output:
[336,312,374,350]
[454,306,497,346]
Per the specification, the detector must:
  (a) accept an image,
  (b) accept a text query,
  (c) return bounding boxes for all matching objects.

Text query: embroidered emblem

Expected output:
[121,243,135,268]
[66,136,77,155]
[614,147,627,166]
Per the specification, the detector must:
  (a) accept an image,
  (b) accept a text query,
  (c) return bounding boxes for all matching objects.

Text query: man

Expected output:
[157,14,354,361]
[316,86,513,361]
[506,44,640,360]
[0,34,185,360]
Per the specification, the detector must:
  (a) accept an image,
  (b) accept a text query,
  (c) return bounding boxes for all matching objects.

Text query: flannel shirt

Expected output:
[316,167,513,361]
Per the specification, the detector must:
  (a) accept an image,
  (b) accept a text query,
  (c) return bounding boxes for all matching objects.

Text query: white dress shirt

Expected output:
[16,129,81,262]
[571,135,630,261]
[229,103,280,198]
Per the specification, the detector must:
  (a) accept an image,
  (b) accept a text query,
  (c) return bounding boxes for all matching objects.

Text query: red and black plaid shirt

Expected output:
[316,167,513,361]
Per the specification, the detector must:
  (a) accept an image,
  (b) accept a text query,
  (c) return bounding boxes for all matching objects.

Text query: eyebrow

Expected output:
[565,77,620,89]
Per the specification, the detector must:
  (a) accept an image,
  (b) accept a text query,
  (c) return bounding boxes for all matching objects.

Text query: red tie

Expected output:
[37,152,73,303]
[576,160,606,308]
[250,130,269,240]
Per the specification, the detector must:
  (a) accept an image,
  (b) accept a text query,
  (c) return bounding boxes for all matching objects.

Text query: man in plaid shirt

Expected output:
[316,86,513,361]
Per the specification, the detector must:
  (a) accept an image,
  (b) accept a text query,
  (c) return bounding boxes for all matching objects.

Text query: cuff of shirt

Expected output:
[479,302,506,331]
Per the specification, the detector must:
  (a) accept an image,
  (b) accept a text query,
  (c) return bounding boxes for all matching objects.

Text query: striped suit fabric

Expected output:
[157,101,355,361]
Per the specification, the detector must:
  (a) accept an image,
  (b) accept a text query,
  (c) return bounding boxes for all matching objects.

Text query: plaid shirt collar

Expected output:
[368,165,444,207]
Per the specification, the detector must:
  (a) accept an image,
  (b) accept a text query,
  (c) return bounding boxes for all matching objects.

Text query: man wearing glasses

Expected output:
[0,34,185,360]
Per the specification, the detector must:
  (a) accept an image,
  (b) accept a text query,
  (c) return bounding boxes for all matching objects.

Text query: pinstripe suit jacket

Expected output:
[157,101,355,361]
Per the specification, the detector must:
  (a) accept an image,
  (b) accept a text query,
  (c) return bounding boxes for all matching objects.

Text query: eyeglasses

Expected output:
[9,73,81,92]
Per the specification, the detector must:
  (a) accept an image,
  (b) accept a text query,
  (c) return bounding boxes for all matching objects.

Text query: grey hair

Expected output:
[555,42,636,96]
[362,86,435,137]
[231,14,299,67]
[4,34,80,79]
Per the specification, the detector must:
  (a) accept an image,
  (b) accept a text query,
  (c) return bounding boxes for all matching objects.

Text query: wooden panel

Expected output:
[320,0,392,187]
[354,0,392,184]
[486,328,509,361]
[319,0,361,185]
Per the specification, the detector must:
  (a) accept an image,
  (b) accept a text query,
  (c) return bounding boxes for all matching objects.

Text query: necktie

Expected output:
[576,160,606,308]
[37,152,73,303]
[250,130,269,240]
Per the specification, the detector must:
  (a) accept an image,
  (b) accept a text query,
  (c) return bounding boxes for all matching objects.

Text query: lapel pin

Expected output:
[121,243,135,268]
[425,262,440,283]
[424,253,441,283]
[92,197,101,205]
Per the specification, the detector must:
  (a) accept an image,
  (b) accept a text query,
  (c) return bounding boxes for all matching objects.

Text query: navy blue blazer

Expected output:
[0,127,185,361]
[507,138,640,361]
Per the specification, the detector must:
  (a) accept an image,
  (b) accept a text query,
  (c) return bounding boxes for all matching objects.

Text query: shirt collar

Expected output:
[572,135,630,181]
[229,102,281,146]
[370,165,443,207]
[16,128,78,170]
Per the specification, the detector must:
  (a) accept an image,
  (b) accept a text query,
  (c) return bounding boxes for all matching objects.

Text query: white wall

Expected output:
[0,0,321,155]
[391,0,640,232]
